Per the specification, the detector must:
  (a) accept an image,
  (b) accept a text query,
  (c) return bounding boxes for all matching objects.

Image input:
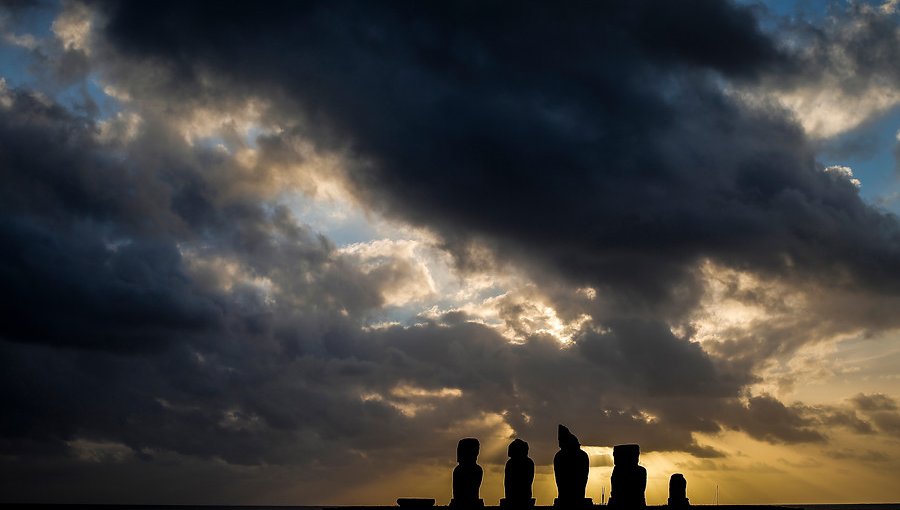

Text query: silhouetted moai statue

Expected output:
[608,444,647,509]
[501,438,535,507]
[553,425,590,507]
[451,438,484,509]
[668,473,689,507]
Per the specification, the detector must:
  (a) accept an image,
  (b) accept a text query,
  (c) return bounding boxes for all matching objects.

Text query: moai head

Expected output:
[457,437,480,464]
[558,424,580,450]
[508,438,529,459]
[613,444,640,466]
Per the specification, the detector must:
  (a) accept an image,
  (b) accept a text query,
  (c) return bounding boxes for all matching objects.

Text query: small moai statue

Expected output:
[668,473,690,507]
[607,444,647,509]
[553,425,590,508]
[501,438,535,507]
[451,438,484,509]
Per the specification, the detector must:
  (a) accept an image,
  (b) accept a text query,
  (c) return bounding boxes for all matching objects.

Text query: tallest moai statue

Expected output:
[553,425,590,508]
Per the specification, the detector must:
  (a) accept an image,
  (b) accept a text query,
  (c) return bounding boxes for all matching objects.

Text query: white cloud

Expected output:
[0,77,11,109]
[96,111,143,143]
[51,2,93,54]
[340,238,437,306]
[881,0,900,14]
[2,31,38,49]
[777,84,900,140]
[824,165,862,188]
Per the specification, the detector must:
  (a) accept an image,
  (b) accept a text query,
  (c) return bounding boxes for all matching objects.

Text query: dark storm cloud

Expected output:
[0,85,396,467]
[0,82,754,491]
[575,319,745,398]
[90,0,900,323]
[0,79,812,477]
[852,393,900,437]
[852,393,898,411]
[0,87,382,353]
[80,0,900,405]
[0,90,219,351]
[817,408,876,435]
[773,1,900,90]
[0,218,220,351]
[723,395,825,444]
[3,0,900,503]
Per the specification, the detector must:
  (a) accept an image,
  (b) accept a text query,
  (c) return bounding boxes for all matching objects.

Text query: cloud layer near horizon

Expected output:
[2,0,900,504]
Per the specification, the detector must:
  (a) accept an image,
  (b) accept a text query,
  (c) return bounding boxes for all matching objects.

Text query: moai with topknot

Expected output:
[553,425,590,508]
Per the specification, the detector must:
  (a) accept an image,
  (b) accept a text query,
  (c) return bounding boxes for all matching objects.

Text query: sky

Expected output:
[2,0,900,505]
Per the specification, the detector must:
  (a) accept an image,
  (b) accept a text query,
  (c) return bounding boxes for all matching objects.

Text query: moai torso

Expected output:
[505,439,535,501]
[608,444,647,508]
[453,463,483,502]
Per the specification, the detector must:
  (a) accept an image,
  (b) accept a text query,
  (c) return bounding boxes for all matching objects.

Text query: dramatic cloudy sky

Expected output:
[2,0,900,505]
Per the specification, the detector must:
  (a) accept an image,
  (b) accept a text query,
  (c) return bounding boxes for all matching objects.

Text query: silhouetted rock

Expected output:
[553,425,590,508]
[608,444,646,509]
[451,438,484,509]
[668,473,689,507]
[501,438,535,508]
